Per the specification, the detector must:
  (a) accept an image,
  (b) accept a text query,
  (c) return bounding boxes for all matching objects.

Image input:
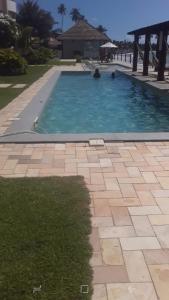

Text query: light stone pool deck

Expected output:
[1,65,169,299]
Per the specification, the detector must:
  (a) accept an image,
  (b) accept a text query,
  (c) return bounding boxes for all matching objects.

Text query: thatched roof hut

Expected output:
[59,20,110,41]
[59,20,111,59]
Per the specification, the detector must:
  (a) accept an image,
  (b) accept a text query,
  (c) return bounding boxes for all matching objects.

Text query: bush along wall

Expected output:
[23,47,53,65]
[0,49,28,75]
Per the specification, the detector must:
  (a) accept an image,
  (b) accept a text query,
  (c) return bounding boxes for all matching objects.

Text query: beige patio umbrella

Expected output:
[100,42,118,48]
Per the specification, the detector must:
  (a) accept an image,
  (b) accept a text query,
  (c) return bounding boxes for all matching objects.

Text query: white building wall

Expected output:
[7,0,16,14]
[0,0,16,15]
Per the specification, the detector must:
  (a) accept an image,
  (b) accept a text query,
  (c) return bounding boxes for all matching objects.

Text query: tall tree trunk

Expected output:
[61,15,64,31]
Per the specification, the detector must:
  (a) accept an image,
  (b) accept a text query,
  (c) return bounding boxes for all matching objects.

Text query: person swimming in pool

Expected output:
[111,72,115,79]
[93,68,101,79]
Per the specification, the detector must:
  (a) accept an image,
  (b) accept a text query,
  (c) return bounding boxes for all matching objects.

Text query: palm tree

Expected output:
[70,8,81,22]
[96,25,107,33]
[57,4,66,32]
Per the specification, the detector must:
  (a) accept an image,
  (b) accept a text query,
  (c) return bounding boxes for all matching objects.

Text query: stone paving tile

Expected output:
[26,169,40,177]
[143,249,169,264]
[0,84,11,88]
[111,207,132,226]
[155,171,169,177]
[118,176,145,184]
[14,164,28,174]
[92,217,113,227]
[124,250,151,282]
[99,226,135,238]
[90,228,101,252]
[88,184,105,192]
[92,191,122,199]
[131,216,155,236]
[155,198,169,214]
[101,239,123,265]
[136,191,156,205]
[120,184,137,198]
[78,167,90,179]
[94,199,112,217]
[13,84,27,88]
[134,183,161,191]
[120,237,161,250]
[140,165,163,172]
[90,252,103,266]
[142,172,158,183]
[109,197,141,207]
[100,158,112,167]
[93,266,129,284]
[92,284,107,300]
[103,172,128,178]
[153,225,169,248]
[105,178,120,191]
[107,283,158,300]
[128,206,161,216]
[152,189,169,197]
[3,159,18,170]
[157,177,169,189]
[91,173,104,185]
[149,264,169,300]
[94,206,112,217]
[127,166,141,177]
[149,214,169,225]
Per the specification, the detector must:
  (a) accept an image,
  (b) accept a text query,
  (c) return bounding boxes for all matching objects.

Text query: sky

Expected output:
[16,0,169,41]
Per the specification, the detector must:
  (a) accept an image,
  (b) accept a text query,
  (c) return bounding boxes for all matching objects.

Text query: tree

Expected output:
[17,26,33,49]
[70,8,83,22]
[96,25,107,33]
[17,0,55,39]
[57,4,66,32]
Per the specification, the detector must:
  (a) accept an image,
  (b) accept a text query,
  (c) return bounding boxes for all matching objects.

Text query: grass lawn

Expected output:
[0,176,92,300]
[0,65,51,110]
[48,59,76,66]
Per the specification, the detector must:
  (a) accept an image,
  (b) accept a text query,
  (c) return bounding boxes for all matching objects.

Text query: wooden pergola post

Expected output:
[133,35,139,72]
[155,34,160,71]
[157,31,168,81]
[143,34,151,76]
[156,33,160,60]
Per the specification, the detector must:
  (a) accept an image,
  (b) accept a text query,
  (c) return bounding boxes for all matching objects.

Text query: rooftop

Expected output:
[128,20,169,35]
[59,20,110,41]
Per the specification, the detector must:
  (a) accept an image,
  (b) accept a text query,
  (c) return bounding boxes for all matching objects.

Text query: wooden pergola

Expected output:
[128,21,169,81]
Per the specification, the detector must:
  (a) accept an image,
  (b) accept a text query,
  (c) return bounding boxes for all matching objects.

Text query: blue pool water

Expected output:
[36,72,169,133]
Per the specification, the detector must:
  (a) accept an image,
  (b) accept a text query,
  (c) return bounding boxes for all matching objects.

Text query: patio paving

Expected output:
[0,83,11,88]
[12,84,27,88]
[1,64,169,299]
[0,142,169,299]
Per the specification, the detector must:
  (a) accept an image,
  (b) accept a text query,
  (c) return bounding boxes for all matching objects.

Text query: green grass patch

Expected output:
[0,65,51,110]
[48,59,76,66]
[0,176,92,300]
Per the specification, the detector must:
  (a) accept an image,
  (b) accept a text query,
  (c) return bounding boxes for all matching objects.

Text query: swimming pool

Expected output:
[36,72,169,134]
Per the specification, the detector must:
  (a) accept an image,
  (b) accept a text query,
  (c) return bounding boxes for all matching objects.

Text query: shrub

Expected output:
[0,49,27,75]
[24,47,53,65]
[75,55,82,63]
[0,13,19,48]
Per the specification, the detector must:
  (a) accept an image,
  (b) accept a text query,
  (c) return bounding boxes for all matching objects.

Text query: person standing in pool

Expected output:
[111,72,115,79]
[93,68,101,79]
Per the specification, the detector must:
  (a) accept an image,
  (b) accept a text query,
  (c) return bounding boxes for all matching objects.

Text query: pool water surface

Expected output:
[36,72,169,134]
